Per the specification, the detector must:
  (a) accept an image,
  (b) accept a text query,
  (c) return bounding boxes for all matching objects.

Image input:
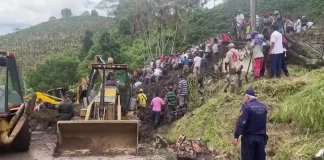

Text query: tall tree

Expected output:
[81,11,90,16]
[99,32,121,62]
[48,16,57,21]
[95,0,119,17]
[61,8,73,18]
[91,9,99,16]
[80,30,94,60]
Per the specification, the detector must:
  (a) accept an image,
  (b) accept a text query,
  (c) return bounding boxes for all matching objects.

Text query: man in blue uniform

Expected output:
[233,88,268,160]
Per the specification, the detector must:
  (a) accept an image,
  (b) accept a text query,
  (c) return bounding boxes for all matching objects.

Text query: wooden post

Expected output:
[250,0,256,32]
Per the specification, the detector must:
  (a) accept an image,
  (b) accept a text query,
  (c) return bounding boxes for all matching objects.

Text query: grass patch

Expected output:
[159,66,324,159]
[274,75,324,132]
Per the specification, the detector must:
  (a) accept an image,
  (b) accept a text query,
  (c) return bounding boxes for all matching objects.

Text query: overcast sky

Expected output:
[0,0,222,35]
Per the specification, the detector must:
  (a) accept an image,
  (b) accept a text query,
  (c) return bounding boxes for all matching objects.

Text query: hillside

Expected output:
[160,66,324,159]
[0,16,113,73]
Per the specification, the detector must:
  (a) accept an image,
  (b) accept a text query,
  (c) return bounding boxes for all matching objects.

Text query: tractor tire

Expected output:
[10,118,31,152]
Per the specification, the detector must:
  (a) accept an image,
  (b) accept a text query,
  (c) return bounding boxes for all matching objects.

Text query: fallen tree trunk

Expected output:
[286,34,324,68]
[287,49,324,68]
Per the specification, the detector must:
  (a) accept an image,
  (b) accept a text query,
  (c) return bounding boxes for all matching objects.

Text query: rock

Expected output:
[35,125,43,131]
[155,134,168,148]
[45,143,56,151]
[215,154,228,159]
[75,149,90,154]
[32,131,43,135]
[192,141,202,153]
[31,137,39,141]
[71,116,81,121]
[47,127,53,131]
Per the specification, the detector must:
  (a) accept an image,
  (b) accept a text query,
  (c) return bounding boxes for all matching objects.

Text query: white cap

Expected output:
[273,11,279,15]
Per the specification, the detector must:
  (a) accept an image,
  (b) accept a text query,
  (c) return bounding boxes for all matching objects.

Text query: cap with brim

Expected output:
[244,88,257,97]
[273,11,279,15]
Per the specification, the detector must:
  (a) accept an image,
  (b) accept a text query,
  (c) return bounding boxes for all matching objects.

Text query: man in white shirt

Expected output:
[193,54,202,76]
[155,58,161,69]
[212,38,219,61]
[236,10,244,27]
[153,68,162,82]
[269,25,284,78]
[150,60,154,69]
[236,10,245,40]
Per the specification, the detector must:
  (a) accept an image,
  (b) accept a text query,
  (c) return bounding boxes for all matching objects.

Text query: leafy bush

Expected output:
[26,54,80,92]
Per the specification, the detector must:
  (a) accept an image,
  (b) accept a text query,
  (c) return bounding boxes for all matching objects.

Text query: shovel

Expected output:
[245,51,253,83]
[224,75,230,93]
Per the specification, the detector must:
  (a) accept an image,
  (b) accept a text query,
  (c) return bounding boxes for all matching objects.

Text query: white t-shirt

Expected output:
[307,22,313,28]
[150,61,154,68]
[270,31,284,54]
[155,59,161,68]
[153,68,162,76]
[134,82,142,88]
[193,56,202,67]
[236,14,244,26]
[212,44,219,53]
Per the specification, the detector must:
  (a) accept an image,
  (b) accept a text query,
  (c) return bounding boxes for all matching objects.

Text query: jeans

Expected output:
[270,53,282,78]
[281,51,289,76]
[152,111,161,126]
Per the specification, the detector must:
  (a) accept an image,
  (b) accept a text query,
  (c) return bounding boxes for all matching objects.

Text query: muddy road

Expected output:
[0,131,166,160]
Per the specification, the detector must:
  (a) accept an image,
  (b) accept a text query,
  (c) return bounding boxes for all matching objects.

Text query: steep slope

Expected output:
[0,16,113,73]
[160,66,324,159]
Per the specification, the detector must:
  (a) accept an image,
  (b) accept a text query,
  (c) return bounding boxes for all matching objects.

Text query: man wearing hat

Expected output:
[136,88,147,118]
[233,88,268,160]
[273,11,284,34]
[262,12,274,39]
[224,43,243,92]
[249,33,265,78]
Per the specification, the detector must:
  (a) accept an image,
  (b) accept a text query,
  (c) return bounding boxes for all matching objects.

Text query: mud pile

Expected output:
[30,109,58,132]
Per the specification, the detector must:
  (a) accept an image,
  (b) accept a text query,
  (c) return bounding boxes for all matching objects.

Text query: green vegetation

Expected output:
[26,54,80,92]
[0,16,112,73]
[160,66,324,159]
[274,69,324,132]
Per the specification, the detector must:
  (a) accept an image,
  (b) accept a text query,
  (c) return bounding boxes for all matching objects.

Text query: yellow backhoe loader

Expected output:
[56,57,138,156]
[33,92,62,110]
[75,78,88,105]
[0,51,35,152]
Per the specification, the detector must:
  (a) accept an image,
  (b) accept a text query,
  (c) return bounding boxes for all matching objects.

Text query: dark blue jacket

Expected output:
[234,99,267,138]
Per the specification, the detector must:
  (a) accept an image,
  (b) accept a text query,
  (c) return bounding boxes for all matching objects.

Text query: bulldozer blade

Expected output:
[56,120,139,156]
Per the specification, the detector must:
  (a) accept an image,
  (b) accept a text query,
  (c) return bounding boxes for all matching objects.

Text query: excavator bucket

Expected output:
[56,120,139,156]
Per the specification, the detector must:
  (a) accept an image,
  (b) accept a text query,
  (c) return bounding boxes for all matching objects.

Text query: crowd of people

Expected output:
[234,10,314,41]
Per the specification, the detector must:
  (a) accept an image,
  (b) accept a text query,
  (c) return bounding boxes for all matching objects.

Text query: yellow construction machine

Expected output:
[33,92,62,110]
[74,78,88,105]
[56,57,138,155]
[0,51,35,151]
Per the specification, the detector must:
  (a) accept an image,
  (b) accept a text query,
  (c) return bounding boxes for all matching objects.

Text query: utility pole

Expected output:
[250,0,256,32]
